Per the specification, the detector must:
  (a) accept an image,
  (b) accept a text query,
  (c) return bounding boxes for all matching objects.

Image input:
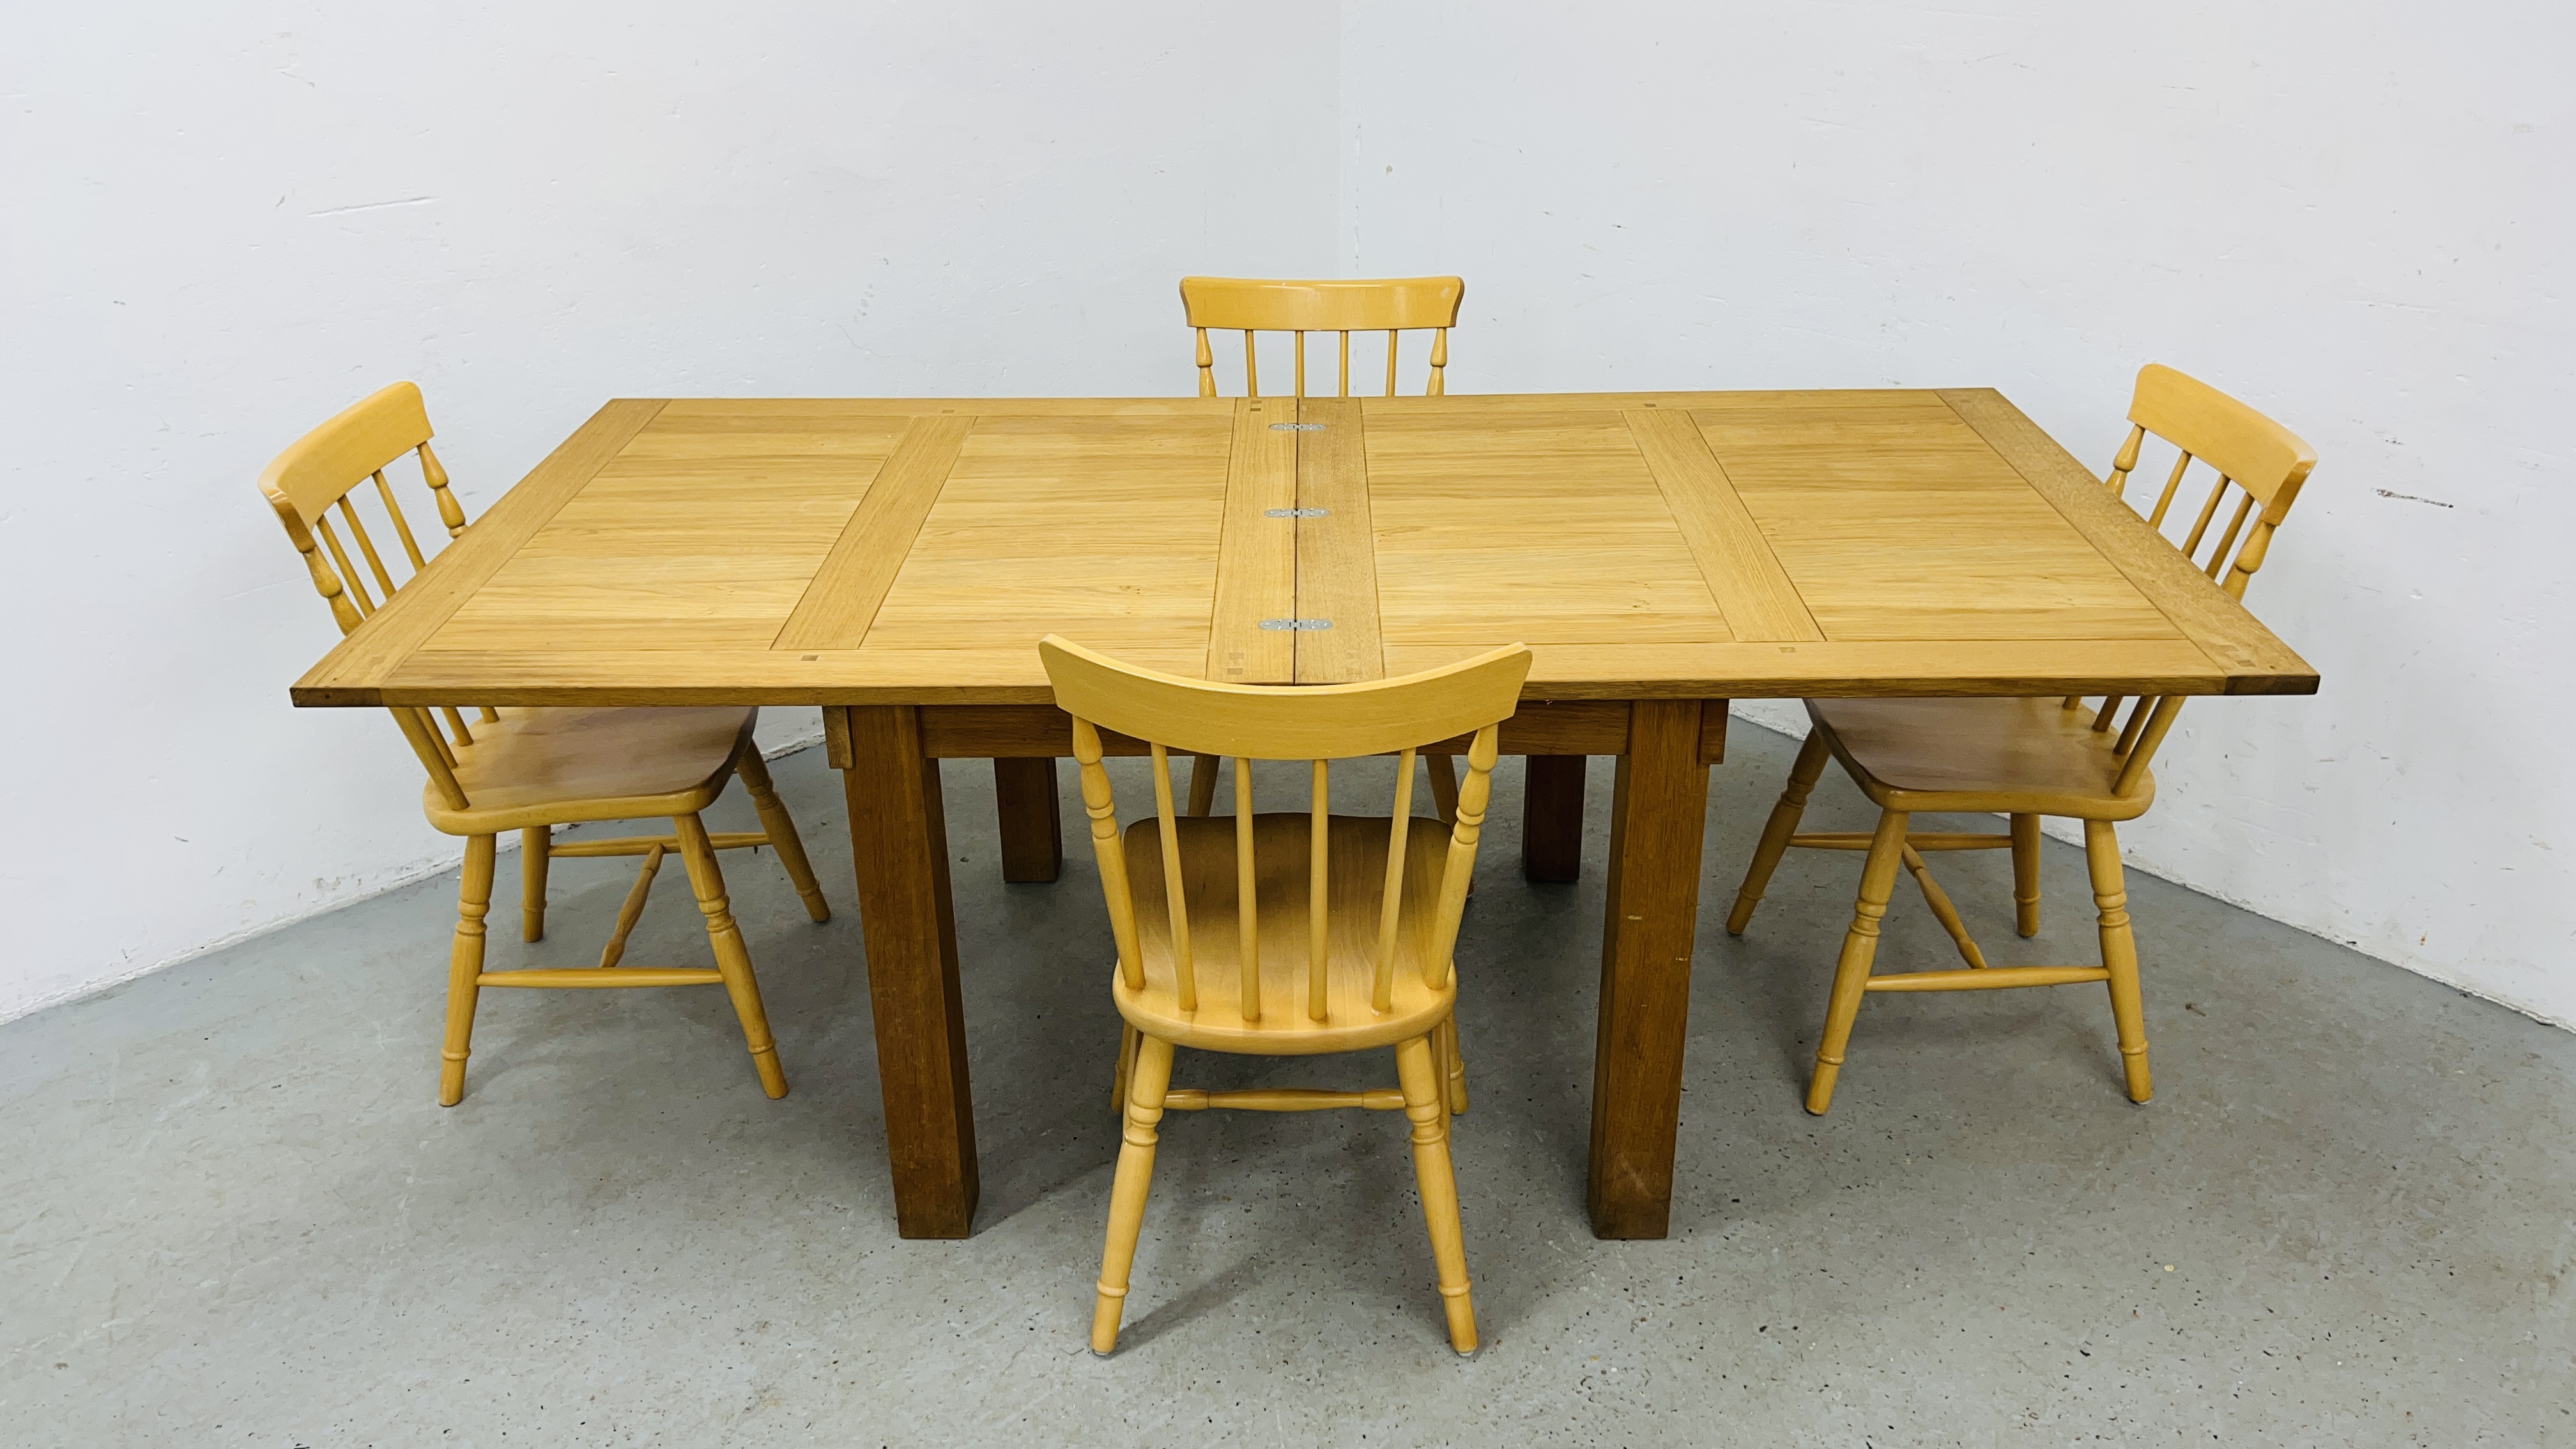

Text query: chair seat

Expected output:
[422,706,758,834]
[1807,696,2156,820]
[1112,813,1458,1055]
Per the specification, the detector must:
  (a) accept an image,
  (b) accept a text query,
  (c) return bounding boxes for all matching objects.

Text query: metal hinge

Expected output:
[1268,422,1326,431]
[1258,618,1333,631]
[1264,507,1330,518]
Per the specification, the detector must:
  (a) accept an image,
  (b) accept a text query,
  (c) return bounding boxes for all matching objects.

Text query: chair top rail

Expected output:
[257,381,440,530]
[2124,363,2316,519]
[1179,276,1464,334]
[1039,636,1528,762]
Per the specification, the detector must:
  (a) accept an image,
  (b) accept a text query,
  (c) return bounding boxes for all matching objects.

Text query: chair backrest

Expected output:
[1041,636,1531,1023]
[257,381,480,810]
[1179,276,1464,399]
[2104,363,2318,601]
[2080,364,2319,795]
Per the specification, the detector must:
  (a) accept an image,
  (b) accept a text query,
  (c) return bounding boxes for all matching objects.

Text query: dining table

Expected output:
[291,387,2317,1240]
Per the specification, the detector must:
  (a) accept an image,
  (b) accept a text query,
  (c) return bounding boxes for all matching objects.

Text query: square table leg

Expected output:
[834,705,979,1238]
[992,758,1063,883]
[1587,700,1712,1239]
[1521,755,1588,882]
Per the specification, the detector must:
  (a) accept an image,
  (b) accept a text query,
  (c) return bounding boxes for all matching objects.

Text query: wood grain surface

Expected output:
[294,390,2314,707]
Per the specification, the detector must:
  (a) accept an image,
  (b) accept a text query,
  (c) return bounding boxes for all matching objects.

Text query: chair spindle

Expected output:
[2205,492,2255,579]
[392,706,468,809]
[1147,743,1196,1012]
[315,515,375,617]
[2148,450,2195,527]
[372,470,430,571]
[291,529,365,634]
[1235,756,1259,1022]
[418,705,461,769]
[2180,473,2232,558]
[1373,747,1418,1013]
[2112,697,2156,757]
[2112,698,2186,796]
[334,494,399,602]
[1309,758,1330,1021]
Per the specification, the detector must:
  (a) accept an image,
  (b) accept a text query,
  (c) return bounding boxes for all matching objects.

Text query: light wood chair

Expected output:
[1724,364,2318,1114]
[1176,274,1471,823]
[1041,634,1531,1357]
[1179,274,1464,401]
[259,382,832,1106]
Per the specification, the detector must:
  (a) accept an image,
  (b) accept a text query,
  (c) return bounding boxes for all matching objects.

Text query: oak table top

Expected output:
[291,388,2315,1243]
[292,390,2317,709]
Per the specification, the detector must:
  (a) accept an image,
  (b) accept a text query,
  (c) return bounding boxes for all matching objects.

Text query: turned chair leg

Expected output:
[1092,1034,1175,1355]
[1728,730,1832,934]
[735,749,831,923]
[2011,813,2043,937]
[520,825,549,942]
[1807,809,1908,1116]
[2085,819,2152,1103]
[440,834,498,1106]
[673,813,789,1099]
[1185,755,1220,816]
[1397,1032,1478,1354]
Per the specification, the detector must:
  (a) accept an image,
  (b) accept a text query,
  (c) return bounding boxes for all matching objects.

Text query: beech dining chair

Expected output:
[1179,274,1465,401]
[1041,634,1530,1356]
[1724,364,2319,1113]
[258,382,831,1105]
[1175,275,1471,824]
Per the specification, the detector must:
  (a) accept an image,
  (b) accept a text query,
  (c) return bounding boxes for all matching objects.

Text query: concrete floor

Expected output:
[6,722,2572,1446]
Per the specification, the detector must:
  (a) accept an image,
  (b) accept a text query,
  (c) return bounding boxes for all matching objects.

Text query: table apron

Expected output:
[828,700,1728,767]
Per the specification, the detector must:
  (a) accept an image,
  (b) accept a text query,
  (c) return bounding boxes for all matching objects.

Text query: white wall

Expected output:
[11,0,2570,1032]
[0,3,1340,1019]
[1342,1,2576,1023]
